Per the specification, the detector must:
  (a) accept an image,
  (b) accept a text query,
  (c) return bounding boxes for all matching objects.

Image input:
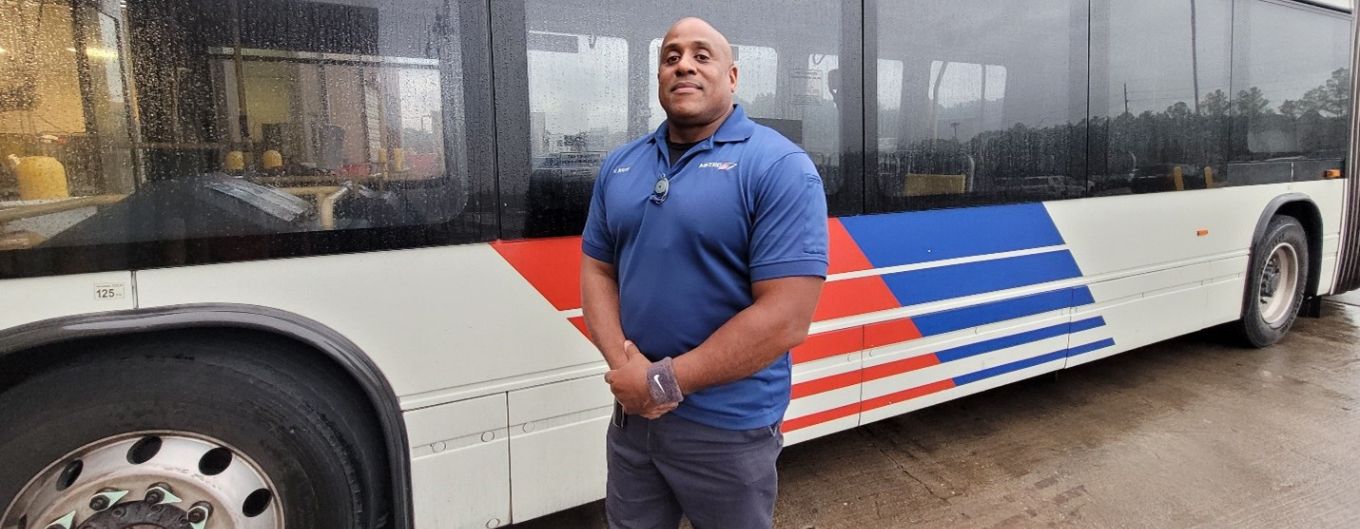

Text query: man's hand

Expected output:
[604,341,679,419]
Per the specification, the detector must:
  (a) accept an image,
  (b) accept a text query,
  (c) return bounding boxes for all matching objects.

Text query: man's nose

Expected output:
[674,54,699,75]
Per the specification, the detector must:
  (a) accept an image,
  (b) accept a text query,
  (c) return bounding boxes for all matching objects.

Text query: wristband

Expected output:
[646,356,685,405]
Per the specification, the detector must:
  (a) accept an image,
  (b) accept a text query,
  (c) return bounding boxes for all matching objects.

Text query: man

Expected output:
[579,17,828,529]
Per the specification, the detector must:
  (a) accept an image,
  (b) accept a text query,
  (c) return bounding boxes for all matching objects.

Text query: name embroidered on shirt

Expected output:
[698,161,738,171]
[614,166,632,174]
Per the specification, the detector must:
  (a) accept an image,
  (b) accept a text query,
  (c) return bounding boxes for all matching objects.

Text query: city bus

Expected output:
[1,0,1356,527]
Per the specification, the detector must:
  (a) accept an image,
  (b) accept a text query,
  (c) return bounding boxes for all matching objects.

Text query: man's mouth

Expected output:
[671,82,702,93]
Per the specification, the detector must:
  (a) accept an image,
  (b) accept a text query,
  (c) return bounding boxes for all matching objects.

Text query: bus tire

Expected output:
[1234,215,1309,348]
[0,331,389,529]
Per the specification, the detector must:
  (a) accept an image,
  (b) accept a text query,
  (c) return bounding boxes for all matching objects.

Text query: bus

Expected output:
[1,0,1356,527]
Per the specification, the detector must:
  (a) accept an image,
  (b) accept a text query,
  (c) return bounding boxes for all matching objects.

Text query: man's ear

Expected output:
[729,64,739,93]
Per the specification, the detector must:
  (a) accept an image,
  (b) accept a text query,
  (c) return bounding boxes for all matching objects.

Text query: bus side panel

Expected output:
[506,375,613,523]
[0,272,135,330]
[1313,180,1347,295]
[134,243,602,405]
[1046,180,1344,368]
[858,308,1073,425]
[406,394,511,529]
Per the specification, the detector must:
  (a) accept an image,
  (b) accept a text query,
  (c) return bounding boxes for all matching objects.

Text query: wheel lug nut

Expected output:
[88,496,109,510]
[144,482,174,504]
[187,502,212,523]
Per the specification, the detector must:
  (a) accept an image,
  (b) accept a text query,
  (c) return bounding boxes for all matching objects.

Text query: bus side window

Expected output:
[1090,0,1233,196]
[869,0,1088,214]
[1226,0,1351,187]
[506,0,857,240]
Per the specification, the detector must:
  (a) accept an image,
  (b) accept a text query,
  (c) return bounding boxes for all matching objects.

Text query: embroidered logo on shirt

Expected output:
[613,166,631,174]
[698,161,739,171]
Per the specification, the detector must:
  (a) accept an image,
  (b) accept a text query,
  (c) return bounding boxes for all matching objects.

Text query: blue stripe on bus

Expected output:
[1068,338,1118,357]
[911,287,1096,337]
[953,350,1070,386]
[839,203,1067,269]
[880,250,1083,307]
[951,338,1118,386]
[935,316,1105,363]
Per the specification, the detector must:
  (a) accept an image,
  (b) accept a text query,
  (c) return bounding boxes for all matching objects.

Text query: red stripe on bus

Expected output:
[827,218,874,274]
[491,237,583,311]
[789,350,939,400]
[813,276,899,322]
[861,379,956,411]
[862,353,941,382]
[783,378,957,432]
[791,327,863,364]
[863,318,923,348]
[790,370,861,399]
[782,402,860,433]
[567,316,590,338]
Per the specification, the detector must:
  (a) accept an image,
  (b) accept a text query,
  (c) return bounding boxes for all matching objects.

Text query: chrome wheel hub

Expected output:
[1258,242,1300,327]
[2,433,282,529]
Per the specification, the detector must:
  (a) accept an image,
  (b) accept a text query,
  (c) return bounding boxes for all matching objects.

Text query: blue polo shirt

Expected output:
[582,105,829,430]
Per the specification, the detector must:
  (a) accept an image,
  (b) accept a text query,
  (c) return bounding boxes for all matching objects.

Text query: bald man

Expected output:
[581,17,828,529]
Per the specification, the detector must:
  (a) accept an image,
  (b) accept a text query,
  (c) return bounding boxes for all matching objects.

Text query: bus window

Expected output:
[510,0,854,239]
[870,0,1088,213]
[521,31,629,237]
[1090,0,1232,195]
[1227,0,1352,186]
[0,0,491,263]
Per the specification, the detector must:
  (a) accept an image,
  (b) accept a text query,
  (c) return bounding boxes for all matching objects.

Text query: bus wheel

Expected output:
[0,332,389,529]
[1236,215,1309,348]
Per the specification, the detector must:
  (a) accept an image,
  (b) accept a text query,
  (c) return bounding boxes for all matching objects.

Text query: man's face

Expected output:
[657,19,738,127]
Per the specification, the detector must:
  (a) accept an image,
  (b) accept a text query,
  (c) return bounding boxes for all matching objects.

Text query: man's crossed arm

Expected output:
[582,254,824,418]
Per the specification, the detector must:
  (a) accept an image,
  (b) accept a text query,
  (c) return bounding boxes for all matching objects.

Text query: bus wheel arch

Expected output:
[0,305,413,529]
[1235,195,1322,347]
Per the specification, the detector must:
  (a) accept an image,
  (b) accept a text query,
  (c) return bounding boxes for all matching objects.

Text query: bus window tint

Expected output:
[514,0,851,239]
[0,0,487,254]
[1090,0,1232,195]
[1228,1,1352,186]
[870,0,1088,213]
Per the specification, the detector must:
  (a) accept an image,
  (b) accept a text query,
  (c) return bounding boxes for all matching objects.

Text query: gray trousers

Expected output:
[606,406,783,529]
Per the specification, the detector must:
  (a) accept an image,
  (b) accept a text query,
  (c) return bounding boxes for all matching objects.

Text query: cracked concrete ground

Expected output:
[512,296,1360,529]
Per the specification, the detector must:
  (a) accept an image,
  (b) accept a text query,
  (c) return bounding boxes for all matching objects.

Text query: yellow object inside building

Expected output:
[262,149,283,170]
[13,155,70,200]
[224,150,245,172]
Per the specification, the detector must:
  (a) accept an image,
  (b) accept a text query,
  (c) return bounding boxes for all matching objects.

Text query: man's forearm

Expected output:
[581,259,628,369]
[672,299,810,395]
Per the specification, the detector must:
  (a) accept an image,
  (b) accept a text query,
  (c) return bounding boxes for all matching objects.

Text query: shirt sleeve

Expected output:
[749,152,829,281]
[581,165,615,263]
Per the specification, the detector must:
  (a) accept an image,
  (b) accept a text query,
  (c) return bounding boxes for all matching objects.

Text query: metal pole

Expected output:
[1190,0,1201,115]
[232,0,250,146]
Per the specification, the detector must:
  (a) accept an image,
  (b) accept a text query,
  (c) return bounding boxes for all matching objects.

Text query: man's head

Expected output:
[657,17,738,128]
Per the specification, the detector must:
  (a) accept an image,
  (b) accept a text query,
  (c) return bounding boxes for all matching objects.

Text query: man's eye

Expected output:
[696,54,710,62]
[666,55,680,64]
